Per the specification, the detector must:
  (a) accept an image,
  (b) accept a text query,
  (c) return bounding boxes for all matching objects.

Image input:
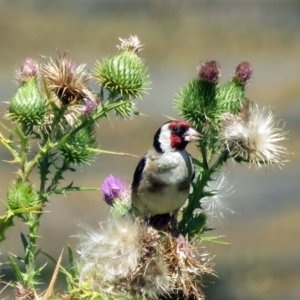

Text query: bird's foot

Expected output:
[147,213,171,230]
[170,211,181,237]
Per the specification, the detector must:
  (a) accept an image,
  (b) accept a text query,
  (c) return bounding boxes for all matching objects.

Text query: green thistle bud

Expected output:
[94,51,150,99]
[175,79,205,127]
[7,182,38,211]
[59,124,97,164]
[7,77,47,126]
[175,77,218,128]
[216,82,243,115]
[216,63,253,116]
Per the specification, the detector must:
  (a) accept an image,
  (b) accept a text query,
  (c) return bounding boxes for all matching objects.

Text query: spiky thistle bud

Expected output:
[94,45,150,99]
[175,79,206,127]
[7,182,38,211]
[59,123,97,164]
[198,60,221,83]
[234,62,253,85]
[15,58,39,84]
[215,64,253,117]
[175,61,221,128]
[7,77,47,126]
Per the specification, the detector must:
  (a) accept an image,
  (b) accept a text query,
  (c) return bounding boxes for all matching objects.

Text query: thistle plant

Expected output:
[0,37,288,300]
[174,60,288,238]
[0,36,149,298]
[75,61,288,300]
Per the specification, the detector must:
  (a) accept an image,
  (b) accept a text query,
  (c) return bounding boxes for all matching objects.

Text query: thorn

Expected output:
[3,158,21,164]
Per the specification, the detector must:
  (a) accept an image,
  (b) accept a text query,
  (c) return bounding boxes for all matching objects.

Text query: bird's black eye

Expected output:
[172,126,179,133]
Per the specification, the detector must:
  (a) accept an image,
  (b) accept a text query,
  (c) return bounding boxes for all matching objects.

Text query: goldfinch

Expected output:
[130,120,201,229]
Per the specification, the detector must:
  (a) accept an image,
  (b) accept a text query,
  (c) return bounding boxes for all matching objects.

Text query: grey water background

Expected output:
[0,1,299,299]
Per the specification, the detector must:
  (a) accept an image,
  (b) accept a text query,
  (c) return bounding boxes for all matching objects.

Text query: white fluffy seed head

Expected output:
[132,256,173,298]
[222,103,288,168]
[77,216,141,283]
[201,172,235,220]
[76,217,214,299]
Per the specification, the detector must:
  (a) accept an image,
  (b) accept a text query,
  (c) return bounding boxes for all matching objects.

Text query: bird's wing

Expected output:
[131,155,147,189]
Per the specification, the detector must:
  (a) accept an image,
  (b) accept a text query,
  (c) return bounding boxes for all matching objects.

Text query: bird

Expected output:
[130,120,202,231]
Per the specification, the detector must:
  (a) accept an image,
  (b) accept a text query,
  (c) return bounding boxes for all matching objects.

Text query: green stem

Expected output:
[0,132,21,163]
[46,160,70,193]
[23,140,53,182]
[50,105,68,141]
[15,125,29,178]
[45,186,99,197]
[211,149,229,170]
[199,140,209,170]
[27,213,40,283]
[179,148,229,235]
[180,167,214,230]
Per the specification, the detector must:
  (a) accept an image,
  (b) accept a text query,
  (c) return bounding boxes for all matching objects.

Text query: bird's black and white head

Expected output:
[153,121,202,153]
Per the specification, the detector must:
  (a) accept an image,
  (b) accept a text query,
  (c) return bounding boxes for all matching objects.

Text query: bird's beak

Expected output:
[183,128,202,142]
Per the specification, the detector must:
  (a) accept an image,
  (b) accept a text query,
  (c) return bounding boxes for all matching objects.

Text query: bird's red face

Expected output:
[168,121,192,150]
[154,120,202,152]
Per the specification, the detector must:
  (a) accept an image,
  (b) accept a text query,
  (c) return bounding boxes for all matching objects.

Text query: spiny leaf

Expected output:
[8,255,25,284]
[20,232,28,249]
[0,214,14,242]
[68,245,78,280]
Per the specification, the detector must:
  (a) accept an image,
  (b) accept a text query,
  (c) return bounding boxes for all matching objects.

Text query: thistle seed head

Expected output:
[222,101,288,168]
[117,35,143,54]
[42,55,92,104]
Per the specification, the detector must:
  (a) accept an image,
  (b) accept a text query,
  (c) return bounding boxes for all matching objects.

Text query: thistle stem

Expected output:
[27,215,39,281]
[23,140,53,182]
[46,160,70,193]
[0,132,21,163]
[15,125,29,178]
[179,144,229,236]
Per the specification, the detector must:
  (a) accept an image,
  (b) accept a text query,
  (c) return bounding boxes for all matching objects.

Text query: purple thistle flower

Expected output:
[102,175,128,205]
[83,97,100,117]
[198,60,221,83]
[15,58,39,83]
[234,62,253,84]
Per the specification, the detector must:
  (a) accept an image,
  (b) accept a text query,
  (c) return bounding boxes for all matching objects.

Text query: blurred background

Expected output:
[0,0,299,299]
